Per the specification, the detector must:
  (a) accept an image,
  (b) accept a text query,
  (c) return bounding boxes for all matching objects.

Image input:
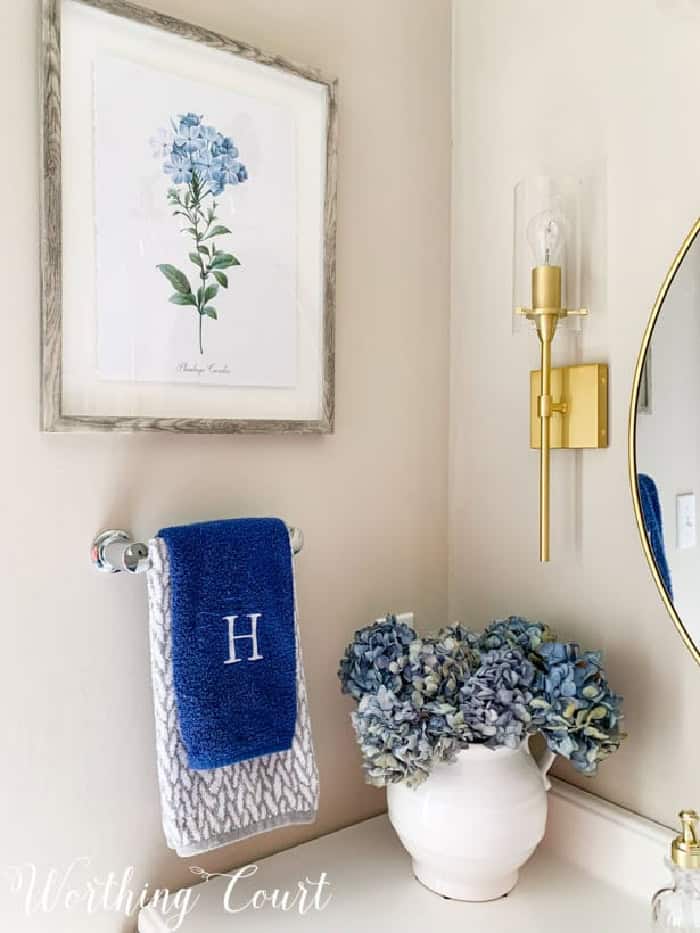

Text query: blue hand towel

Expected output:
[158,517,297,770]
[637,473,673,600]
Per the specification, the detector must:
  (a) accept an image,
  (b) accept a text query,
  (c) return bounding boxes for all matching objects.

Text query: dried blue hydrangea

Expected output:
[479,616,556,657]
[338,615,418,702]
[351,686,463,787]
[407,626,477,708]
[340,613,625,788]
[530,641,625,775]
[460,647,536,749]
[433,624,481,693]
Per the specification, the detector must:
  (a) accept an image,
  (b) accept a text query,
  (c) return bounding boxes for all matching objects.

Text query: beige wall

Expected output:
[451,0,700,827]
[0,1,450,929]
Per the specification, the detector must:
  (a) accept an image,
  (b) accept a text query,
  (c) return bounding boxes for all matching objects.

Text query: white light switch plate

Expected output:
[677,493,696,549]
[376,611,414,626]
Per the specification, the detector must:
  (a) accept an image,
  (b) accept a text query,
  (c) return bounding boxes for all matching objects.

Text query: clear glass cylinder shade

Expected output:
[512,176,584,335]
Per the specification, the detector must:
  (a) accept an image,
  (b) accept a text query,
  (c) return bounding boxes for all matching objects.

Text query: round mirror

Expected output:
[631,218,700,662]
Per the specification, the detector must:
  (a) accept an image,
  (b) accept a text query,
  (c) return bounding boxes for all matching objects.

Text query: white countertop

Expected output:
[138,813,650,932]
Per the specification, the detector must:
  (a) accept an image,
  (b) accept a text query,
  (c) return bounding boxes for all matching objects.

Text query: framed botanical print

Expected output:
[41,0,337,433]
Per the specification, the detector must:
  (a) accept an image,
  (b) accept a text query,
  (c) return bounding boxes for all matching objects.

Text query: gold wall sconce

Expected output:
[513,177,608,562]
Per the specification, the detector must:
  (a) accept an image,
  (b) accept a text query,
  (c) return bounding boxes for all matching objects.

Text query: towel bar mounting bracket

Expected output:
[91,530,151,574]
[90,525,304,575]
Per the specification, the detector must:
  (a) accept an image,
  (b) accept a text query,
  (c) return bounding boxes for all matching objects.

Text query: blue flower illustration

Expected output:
[163,156,193,186]
[178,112,202,129]
[154,113,249,354]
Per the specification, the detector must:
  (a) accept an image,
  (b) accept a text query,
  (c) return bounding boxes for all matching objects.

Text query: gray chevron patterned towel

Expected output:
[146,537,319,857]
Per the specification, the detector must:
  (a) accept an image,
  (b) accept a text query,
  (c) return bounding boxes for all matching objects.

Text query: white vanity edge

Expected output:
[543,777,674,899]
[139,777,672,931]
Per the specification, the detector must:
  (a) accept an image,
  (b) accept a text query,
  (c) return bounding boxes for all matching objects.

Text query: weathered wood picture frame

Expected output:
[41,0,337,433]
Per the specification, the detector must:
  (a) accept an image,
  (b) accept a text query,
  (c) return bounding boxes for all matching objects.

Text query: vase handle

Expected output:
[528,738,555,791]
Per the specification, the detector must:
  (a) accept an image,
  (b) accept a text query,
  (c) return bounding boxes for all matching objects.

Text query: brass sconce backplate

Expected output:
[530,363,608,449]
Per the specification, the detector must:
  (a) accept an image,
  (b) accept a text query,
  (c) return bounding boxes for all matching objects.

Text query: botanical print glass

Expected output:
[94,55,298,388]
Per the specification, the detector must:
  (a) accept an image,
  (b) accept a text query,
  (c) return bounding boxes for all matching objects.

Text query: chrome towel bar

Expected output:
[91,525,304,575]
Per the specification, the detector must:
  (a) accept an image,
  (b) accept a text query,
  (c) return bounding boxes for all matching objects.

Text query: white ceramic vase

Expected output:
[386,741,555,901]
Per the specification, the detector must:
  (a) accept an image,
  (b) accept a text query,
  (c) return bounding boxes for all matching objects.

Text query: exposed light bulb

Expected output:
[526,209,566,266]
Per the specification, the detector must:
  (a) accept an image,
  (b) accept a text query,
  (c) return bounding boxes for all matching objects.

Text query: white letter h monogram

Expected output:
[223,613,264,664]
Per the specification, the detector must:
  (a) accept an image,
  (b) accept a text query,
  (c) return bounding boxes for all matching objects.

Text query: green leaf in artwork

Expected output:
[204,225,232,240]
[198,245,210,256]
[157,264,192,294]
[169,293,197,306]
[213,271,229,288]
[189,252,203,266]
[210,253,240,270]
[204,283,219,303]
[203,306,218,320]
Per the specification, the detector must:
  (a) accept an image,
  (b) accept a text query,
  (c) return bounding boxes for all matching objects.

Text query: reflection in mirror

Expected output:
[635,226,700,648]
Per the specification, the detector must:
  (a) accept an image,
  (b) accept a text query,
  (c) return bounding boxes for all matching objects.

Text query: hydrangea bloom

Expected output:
[435,624,481,679]
[460,647,536,748]
[531,642,625,775]
[479,616,555,656]
[408,626,478,707]
[351,686,462,787]
[338,615,418,702]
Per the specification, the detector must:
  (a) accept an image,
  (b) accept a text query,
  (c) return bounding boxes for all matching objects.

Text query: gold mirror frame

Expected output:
[628,216,700,667]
